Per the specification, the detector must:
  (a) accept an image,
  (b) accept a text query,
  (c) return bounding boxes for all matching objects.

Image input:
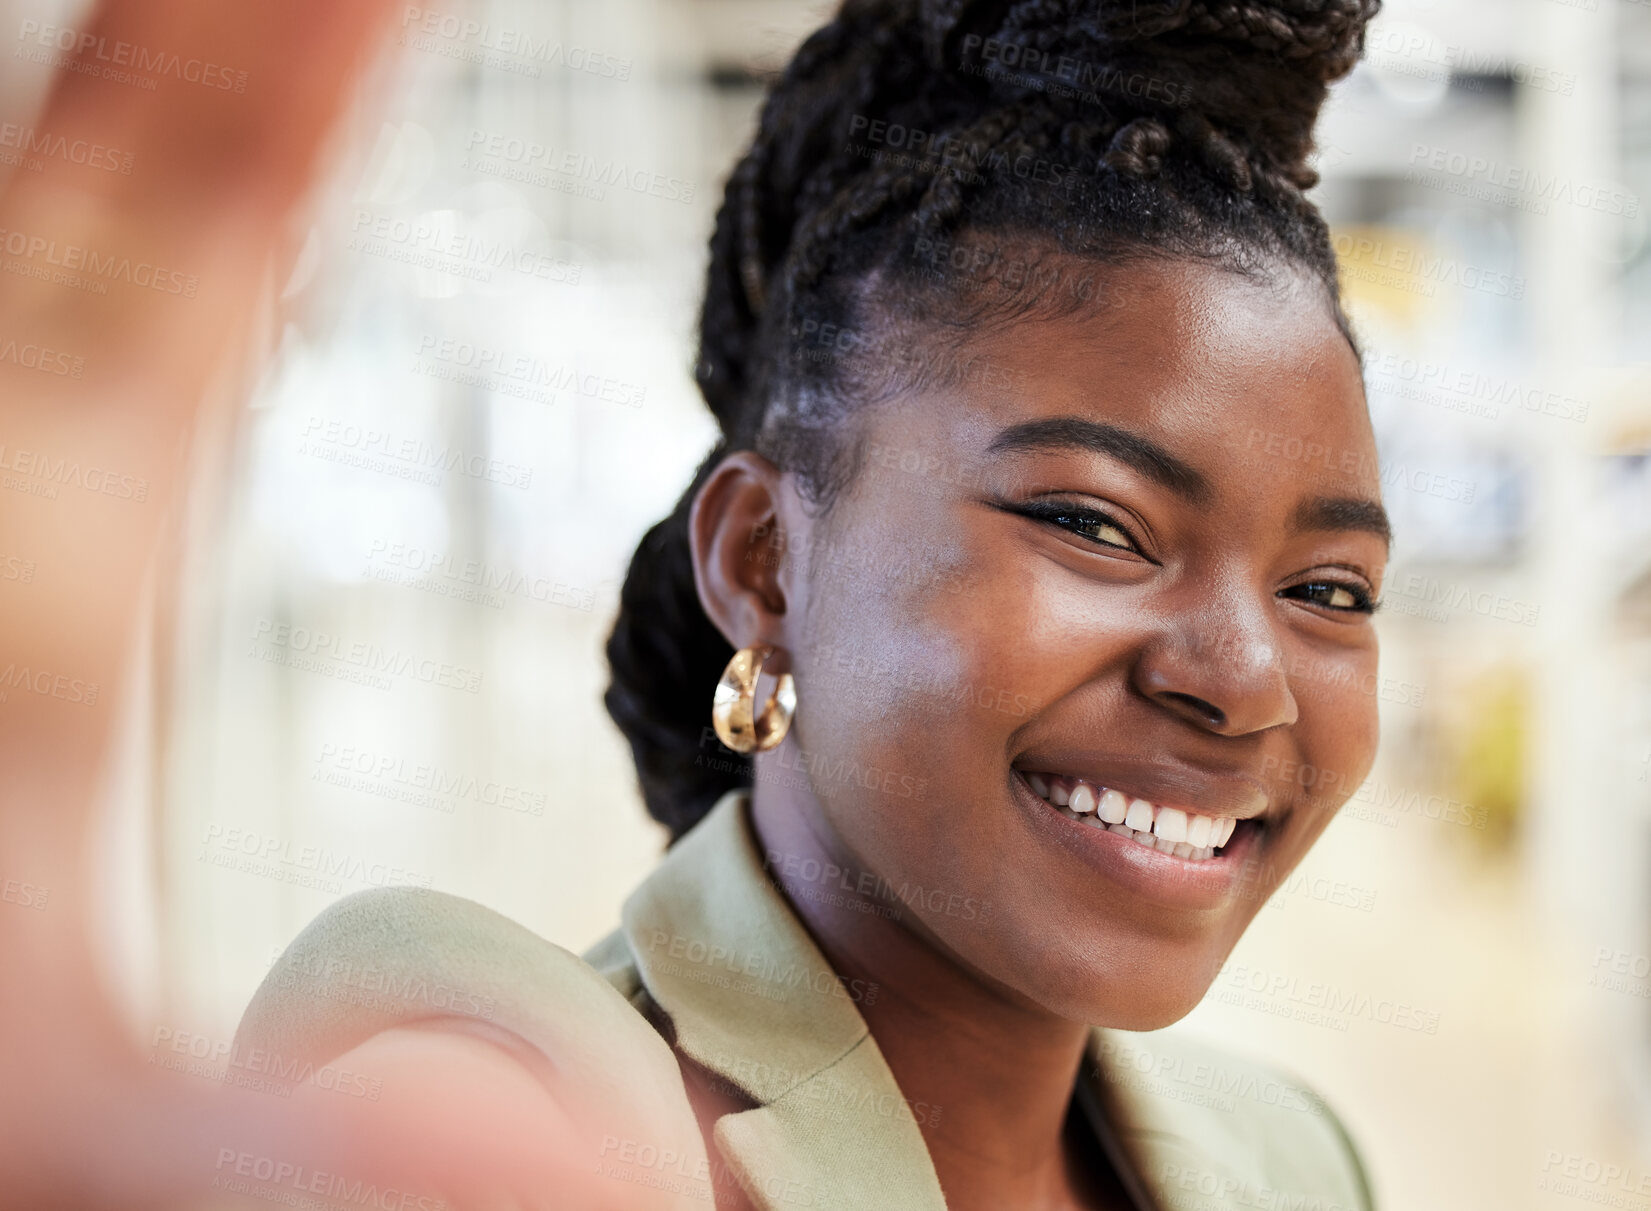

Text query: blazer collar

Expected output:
[619,790,1183,1211]
[622,789,950,1208]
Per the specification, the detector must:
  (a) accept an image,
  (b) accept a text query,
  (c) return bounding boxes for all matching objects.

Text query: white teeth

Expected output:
[1022,772,1249,862]
[1187,813,1213,849]
[1153,807,1188,844]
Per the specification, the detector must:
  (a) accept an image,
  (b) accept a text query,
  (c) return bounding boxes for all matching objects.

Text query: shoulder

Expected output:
[1091,1028,1376,1211]
[237,887,692,1131]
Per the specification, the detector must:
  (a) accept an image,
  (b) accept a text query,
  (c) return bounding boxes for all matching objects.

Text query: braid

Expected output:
[608,0,1380,840]
[603,447,747,838]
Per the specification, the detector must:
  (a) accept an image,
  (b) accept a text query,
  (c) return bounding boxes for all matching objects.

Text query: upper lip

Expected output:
[1012,750,1272,820]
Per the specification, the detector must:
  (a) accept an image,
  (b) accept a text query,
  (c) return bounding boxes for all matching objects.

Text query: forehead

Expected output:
[871,257,1378,502]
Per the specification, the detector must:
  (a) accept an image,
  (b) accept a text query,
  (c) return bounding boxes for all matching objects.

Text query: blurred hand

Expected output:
[0,4,673,1206]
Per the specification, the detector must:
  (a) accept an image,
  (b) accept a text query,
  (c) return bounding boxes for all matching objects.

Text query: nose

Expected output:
[1130,601,1298,736]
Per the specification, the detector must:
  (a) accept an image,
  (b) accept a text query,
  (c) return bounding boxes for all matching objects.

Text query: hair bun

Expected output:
[922,0,1379,186]
[926,0,1376,73]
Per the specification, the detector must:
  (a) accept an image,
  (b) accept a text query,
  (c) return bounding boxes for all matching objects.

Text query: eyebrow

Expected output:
[985,417,1212,505]
[986,416,1394,548]
[1292,496,1393,548]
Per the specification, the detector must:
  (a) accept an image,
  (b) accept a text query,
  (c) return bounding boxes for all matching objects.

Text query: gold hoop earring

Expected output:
[712,644,796,754]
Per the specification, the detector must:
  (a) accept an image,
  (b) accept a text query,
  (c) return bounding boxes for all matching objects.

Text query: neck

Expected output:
[749,779,1097,1210]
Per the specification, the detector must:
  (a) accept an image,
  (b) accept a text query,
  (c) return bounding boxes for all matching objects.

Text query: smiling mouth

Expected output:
[1017,770,1258,862]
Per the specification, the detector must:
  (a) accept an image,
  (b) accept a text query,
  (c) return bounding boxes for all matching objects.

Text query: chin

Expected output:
[983,918,1239,1031]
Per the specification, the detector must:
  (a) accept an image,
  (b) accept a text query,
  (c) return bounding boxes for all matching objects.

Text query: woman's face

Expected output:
[765,256,1387,1028]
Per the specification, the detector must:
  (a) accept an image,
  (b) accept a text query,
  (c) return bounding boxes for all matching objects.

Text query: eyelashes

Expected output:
[1282,580,1379,615]
[1002,498,1142,554]
[1000,497,1379,615]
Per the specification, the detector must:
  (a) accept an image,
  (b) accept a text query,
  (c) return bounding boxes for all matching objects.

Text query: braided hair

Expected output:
[605,0,1381,841]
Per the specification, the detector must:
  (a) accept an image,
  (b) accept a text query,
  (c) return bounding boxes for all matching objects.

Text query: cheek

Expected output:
[786,502,1046,835]
[1283,646,1382,832]
[796,551,1001,780]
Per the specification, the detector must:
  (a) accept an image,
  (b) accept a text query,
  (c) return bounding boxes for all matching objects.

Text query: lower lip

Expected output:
[1010,770,1265,912]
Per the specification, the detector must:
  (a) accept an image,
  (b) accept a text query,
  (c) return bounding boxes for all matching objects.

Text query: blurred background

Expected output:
[4,0,1648,1206]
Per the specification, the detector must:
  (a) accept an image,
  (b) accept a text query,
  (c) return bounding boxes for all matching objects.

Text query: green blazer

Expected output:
[237,790,1376,1210]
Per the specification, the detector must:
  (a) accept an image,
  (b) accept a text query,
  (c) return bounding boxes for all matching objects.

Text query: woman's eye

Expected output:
[1011,501,1139,553]
[1286,580,1377,613]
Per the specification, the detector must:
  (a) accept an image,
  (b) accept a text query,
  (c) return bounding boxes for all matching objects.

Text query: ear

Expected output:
[688,450,799,675]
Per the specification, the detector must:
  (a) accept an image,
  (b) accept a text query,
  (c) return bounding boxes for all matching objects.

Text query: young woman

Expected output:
[240,1,1389,1207]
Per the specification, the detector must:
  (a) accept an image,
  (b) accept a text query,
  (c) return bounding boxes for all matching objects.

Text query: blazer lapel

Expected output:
[620,791,947,1211]
[714,1038,948,1211]
[1082,1028,1361,1211]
